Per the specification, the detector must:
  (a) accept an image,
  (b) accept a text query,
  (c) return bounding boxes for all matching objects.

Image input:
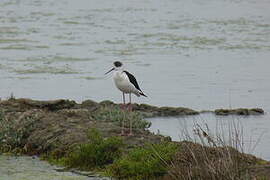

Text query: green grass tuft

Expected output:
[93,106,151,129]
[106,142,178,180]
[63,128,124,170]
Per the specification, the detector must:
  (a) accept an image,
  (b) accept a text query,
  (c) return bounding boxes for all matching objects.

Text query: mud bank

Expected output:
[0,98,268,179]
[0,98,263,117]
[0,98,168,155]
[0,98,264,154]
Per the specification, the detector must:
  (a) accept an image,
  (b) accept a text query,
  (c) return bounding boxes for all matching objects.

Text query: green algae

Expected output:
[63,21,80,24]
[60,42,84,46]
[1,44,32,50]
[17,56,94,63]
[0,39,33,43]
[79,76,103,80]
[13,65,79,75]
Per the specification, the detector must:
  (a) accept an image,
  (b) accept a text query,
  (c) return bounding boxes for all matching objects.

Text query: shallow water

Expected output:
[0,155,107,180]
[147,113,270,160]
[0,0,269,160]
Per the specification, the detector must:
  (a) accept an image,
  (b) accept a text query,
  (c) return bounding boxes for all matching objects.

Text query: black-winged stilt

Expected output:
[105,61,147,136]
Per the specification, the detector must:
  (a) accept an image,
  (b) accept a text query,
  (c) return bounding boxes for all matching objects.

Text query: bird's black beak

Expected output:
[105,67,115,75]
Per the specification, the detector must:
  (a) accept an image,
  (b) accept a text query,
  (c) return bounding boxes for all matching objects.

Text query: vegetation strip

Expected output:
[0,98,268,179]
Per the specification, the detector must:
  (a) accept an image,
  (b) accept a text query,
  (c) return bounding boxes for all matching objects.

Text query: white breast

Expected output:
[113,71,140,95]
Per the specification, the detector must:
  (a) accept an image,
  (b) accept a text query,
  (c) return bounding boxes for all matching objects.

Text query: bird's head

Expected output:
[105,61,123,74]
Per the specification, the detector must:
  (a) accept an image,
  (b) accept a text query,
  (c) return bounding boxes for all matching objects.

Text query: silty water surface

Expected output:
[0,0,270,164]
[0,155,108,180]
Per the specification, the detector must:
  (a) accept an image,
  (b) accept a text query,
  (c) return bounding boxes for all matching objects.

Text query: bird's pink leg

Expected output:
[128,93,133,136]
[128,93,133,112]
[120,92,125,136]
[120,92,126,110]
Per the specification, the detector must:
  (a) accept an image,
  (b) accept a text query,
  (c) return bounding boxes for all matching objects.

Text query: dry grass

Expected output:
[164,118,260,180]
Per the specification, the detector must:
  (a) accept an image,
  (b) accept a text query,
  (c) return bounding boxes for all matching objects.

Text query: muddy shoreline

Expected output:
[0,98,265,155]
[0,98,268,179]
[1,98,263,116]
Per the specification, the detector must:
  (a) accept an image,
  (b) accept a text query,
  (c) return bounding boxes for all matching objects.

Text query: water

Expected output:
[147,114,270,160]
[0,0,269,167]
[0,155,107,180]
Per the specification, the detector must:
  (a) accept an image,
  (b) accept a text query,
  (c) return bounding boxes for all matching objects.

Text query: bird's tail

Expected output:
[140,92,147,97]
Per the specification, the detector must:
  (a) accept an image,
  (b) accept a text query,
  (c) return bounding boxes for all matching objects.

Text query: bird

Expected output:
[105,61,147,136]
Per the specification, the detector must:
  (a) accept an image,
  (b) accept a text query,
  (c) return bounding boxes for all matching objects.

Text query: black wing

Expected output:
[123,71,142,91]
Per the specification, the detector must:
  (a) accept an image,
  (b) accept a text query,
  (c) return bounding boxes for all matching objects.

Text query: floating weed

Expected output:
[13,65,79,75]
[209,18,252,26]
[0,38,33,43]
[79,76,103,80]
[0,27,20,35]
[35,45,49,49]
[52,56,95,62]
[63,21,80,24]
[17,56,94,63]
[59,42,84,46]
[220,43,267,50]
[191,36,226,46]
[1,44,32,50]
[105,40,126,45]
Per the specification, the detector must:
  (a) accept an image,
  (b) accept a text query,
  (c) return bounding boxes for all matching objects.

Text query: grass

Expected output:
[166,119,260,180]
[50,128,178,179]
[93,106,151,129]
[1,101,265,179]
[106,142,178,180]
[0,111,36,153]
[62,128,124,170]
[24,111,265,179]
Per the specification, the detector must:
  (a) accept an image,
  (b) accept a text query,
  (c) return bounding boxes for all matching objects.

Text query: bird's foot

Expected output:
[120,104,127,110]
[120,128,126,136]
[120,132,126,136]
[127,132,134,136]
[127,103,133,112]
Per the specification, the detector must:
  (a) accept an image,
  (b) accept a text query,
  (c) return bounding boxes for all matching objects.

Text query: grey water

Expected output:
[0,155,107,180]
[0,0,270,175]
[147,113,270,160]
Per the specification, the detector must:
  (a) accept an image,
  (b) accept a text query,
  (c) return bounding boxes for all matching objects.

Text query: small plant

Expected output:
[93,106,151,129]
[64,128,124,170]
[8,92,15,100]
[106,142,178,180]
[168,121,260,180]
[0,111,36,153]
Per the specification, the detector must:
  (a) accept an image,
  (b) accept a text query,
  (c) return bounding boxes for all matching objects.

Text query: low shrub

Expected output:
[168,123,260,180]
[93,106,151,129]
[0,111,35,153]
[64,128,124,170]
[106,142,178,180]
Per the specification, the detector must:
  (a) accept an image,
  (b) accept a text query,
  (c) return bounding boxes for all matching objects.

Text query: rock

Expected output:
[249,108,264,115]
[158,106,199,116]
[133,103,199,117]
[214,108,264,116]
